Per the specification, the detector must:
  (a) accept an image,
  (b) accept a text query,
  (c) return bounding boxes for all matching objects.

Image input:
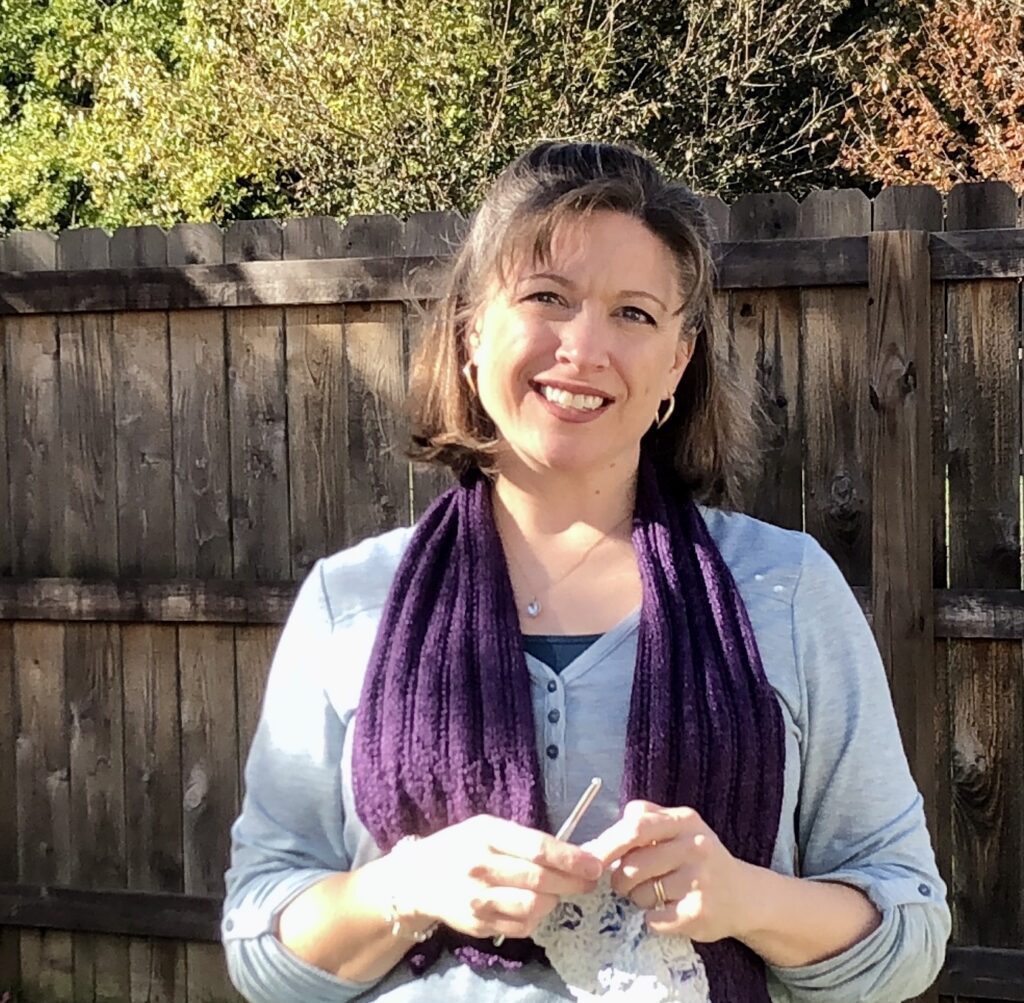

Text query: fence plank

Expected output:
[283,218,349,579]
[4,233,61,577]
[866,228,938,882]
[56,227,131,1003]
[945,183,1023,970]
[340,216,411,540]
[0,625,17,984]
[0,231,57,989]
[727,193,802,527]
[403,214,461,518]
[114,216,185,1003]
[168,225,231,581]
[800,190,873,583]
[226,221,289,580]
[173,223,238,1002]
[15,622,72,998]
[872,187,950,1003]
[179,626,239,1003]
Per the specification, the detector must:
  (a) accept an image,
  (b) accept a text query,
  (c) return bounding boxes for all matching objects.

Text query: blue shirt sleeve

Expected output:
[222,560,382,1003]
[767,536,951,1002]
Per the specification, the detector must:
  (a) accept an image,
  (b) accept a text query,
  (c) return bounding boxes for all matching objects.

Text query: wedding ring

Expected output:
[653,877,667,909]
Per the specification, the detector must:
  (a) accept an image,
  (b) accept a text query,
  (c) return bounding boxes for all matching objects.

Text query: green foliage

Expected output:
[0,0,887,231]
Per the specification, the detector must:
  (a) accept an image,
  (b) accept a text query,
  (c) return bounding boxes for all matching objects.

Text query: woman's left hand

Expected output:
[584,799,754,943]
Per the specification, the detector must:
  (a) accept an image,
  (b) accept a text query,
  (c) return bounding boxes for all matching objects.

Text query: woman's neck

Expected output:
[491,459,637,544]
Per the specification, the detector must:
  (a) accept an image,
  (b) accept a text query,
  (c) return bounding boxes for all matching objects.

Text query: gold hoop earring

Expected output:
[655,395,676,429]
[462,362,478,398]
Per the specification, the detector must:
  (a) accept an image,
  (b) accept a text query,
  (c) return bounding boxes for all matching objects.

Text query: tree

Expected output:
[1,0,886,231]
[838,0,1024,190]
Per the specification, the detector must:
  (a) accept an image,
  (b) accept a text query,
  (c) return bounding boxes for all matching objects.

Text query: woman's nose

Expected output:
[554,305,611,369]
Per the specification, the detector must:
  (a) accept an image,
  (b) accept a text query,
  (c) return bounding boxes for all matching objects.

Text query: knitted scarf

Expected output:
[352,453,785,1000]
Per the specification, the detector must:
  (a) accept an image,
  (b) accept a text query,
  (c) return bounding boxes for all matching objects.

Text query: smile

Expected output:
[530,380,614,421]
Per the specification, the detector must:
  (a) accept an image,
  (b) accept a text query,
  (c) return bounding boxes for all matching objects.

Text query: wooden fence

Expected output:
[0,185,1022,1003]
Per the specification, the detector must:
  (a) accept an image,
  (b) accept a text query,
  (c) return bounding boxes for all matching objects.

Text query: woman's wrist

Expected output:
[387,835,441,939]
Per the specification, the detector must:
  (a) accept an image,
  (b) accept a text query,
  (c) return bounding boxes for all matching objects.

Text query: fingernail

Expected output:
[584,859,603,879]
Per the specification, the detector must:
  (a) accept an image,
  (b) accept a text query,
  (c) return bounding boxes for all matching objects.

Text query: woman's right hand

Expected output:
[395,814,604,940]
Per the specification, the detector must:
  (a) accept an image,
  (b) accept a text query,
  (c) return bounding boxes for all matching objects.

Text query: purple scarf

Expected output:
[353,454,784,999]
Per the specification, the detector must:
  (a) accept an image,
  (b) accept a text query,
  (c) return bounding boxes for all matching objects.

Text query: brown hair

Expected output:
[408,140,761,510]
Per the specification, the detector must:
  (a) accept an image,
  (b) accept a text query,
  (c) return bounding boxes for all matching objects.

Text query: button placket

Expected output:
[543,675,567,801]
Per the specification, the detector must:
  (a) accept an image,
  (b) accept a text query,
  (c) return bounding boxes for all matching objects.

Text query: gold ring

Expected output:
[653,877,667,909]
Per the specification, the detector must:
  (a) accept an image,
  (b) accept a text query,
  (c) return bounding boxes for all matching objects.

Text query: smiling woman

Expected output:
[222,142,950,1003]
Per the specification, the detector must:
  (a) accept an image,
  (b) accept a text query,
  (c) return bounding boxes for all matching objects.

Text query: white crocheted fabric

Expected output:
[532,873,712,1003]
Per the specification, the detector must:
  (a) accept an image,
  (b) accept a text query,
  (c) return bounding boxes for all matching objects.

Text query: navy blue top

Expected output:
[521,634,603,674]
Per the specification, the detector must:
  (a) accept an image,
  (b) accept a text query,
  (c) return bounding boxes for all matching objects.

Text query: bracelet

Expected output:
[388,836,439,943]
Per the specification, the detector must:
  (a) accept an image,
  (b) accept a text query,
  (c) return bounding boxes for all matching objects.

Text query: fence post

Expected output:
[867,229,938,840]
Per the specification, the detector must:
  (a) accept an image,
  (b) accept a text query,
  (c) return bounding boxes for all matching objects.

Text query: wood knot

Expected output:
[183,765,209,812]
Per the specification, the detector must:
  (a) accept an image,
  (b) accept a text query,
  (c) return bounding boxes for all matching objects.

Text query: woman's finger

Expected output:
[477,816,603,879]
[473,856,599,897]
[586,804,700,866]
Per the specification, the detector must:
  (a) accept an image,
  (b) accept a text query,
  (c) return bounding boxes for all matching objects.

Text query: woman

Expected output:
[223,141,950,1002]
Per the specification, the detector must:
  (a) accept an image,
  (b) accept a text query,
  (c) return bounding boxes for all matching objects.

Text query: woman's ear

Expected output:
[669,330,696,386]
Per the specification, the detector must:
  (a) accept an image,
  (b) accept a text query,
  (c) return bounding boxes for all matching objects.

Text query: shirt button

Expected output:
[224,918,234,932]
[547,680,558,693]
[548,709,560,724]
[546,744,559,759]
[918,883,931,897]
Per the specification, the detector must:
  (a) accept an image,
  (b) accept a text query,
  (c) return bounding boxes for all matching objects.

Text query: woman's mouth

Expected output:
[529,381,613,422]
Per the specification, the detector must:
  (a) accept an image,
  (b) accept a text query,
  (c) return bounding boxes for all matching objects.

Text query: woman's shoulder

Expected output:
[317,524,416,626]
[697,503,813,603]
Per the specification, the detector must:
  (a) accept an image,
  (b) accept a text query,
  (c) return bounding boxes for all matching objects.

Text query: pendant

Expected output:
[526,599,541,618]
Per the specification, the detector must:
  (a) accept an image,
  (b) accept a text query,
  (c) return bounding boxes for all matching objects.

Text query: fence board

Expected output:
[168,225,231,581]
[56,228,131,1003]
[115,218,185,1003]
[403,214,462,518]
[0,624,16,984]
[4,234,61,578]
[283,219,348,579]
[340,216,411,540]
[0,232,57,991]
[226,222,289,580]
[175,225,238,1003]
[872,188,950,1003]
[946,184,1023,986]
[15,622,72,996]
[800,190,873,583]
[727,193,802,528]
[180,627,239,1003]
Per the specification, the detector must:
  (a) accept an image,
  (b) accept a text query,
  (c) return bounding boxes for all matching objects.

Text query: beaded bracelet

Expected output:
[388,836,439,943]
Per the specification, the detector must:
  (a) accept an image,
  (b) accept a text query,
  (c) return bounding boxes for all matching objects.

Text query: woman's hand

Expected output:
[584,799,754,942]
[403,814,604,940]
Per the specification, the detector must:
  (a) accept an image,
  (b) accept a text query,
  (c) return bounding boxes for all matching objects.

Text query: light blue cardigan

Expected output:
[223,506,951,1002]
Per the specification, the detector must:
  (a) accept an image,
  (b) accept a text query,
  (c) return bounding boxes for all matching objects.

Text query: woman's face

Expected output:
[468,210,694,480]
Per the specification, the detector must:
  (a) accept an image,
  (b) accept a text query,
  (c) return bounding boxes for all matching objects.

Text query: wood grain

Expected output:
[799,190,873,583]
[945,183,1023,968]
[57,227,131,1003]
[866,228,937,839]
[340,215,411,541]
[168,224,231,582]
[283,218,349,579]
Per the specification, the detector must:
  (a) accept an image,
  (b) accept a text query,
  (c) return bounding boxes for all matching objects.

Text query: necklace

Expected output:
[504,514,632,618]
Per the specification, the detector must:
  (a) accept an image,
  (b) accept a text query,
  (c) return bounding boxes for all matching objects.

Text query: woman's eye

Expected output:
[524,290,567,306]
[620,305,657,326]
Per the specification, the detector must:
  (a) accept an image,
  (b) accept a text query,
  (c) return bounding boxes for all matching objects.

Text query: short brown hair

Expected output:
[408,140,760,510]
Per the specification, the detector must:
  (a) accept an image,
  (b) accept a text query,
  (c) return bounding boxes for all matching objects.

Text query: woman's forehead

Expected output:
[492,211,684,299]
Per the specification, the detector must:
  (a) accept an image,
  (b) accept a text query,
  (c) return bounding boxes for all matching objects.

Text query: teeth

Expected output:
[540,385,606,411]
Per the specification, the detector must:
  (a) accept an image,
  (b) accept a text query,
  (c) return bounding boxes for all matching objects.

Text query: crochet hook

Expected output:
[493,776,602,947]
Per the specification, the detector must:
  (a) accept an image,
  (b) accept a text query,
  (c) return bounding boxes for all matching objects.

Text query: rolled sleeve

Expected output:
[222,560,383,1003]
[769,537,951,1002]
